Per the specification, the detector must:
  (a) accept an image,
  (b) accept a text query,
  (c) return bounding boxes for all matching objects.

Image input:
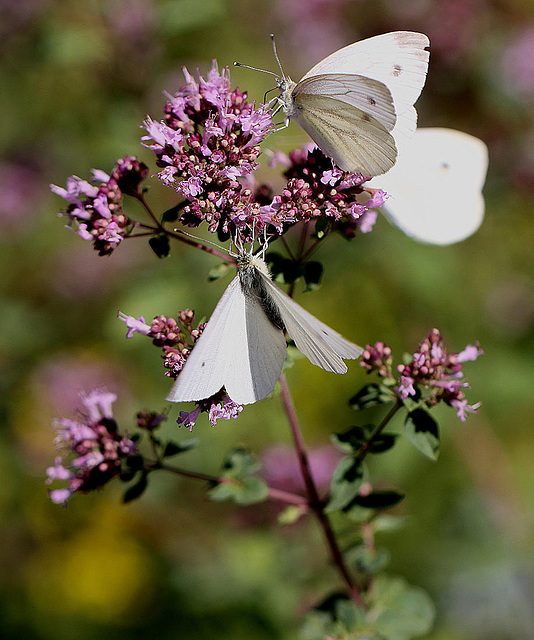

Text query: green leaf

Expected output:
[331,424,373,453]
[303,261,323,291]
[208,477,269,505]
[349,546,390,575]
[232,477,269,505]
[326,458,364,512]
[404,408,440,460]
[148,233,170,258]
[207,482,235,502]
[349,383,395,411]
[163,439,198,458]
[208,262,232,282]
[123,472,149,503]
[313,216,330,239]
[370,575,436,640]
[125,454,144,470]
[347,490,404,510]
[368,433,398,453]
[334,598,367,632]
[161,203,183,222]
[277,505,304,526]
[221,447,261,476]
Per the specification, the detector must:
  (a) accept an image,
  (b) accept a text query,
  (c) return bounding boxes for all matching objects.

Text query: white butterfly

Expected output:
[167,250,362,406]
[273,31,430,177]
[368,128,489,245]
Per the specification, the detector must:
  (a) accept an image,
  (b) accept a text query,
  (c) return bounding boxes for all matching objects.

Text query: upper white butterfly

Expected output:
[274,31,430,177]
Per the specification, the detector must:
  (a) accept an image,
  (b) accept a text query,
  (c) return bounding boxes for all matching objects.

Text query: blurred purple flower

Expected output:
[501,27,534,101]
[0,162,42,233]
[273,0,352,65]
[46,388,138,505]
[261,444,342,498]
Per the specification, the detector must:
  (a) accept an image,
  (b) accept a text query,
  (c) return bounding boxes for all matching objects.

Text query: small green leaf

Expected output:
[370,575,436,640]
[232,476,269,505]
[208,262,232,282]
[125,454,144,470]
[347,490,404,510]
[404,408,440,460]
[208,477,269,505]
[334,598,367,632]
[265,251,285,278]
[313,216,330,239]
[163,439,197,458]
[349,383,395,411]
[207,481,235,502]
[326,458,364,512]
[119,469,137,482]
[331,424,373,453]
[149,233,170,258]
[161,203,183,222]
[123,472,148,503]
[303,261,323,291]
[277,505,304,526]
[349,546,390,575]
[221,447,261,476]
[368,433,397,453]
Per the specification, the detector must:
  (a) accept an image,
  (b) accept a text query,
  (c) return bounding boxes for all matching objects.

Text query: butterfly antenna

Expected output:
[270,34,286,79]
[233,61,279,80]
[175,229,231,256]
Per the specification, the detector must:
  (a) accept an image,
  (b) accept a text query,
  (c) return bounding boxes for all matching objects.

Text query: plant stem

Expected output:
[353,400,402,465]
[135,194,233,262]
[278,374,366,607]
[146,461,307,506]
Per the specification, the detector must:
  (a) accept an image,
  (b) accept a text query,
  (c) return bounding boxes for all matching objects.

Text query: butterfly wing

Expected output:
[300,31,430,117]
[258,273,363,374]
[166,275,287,406]
[291,93,397,175]
[224,288,287,405]
[166,276,245,403]
[369,128,488,245]
[293,74,396,132]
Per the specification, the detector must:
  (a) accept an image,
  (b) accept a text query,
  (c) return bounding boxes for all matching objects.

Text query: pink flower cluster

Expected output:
[142,62,274,236]
[46,389,137,505]
[266,146,386,235]
[50,156,147,255]
[361,329,483,421]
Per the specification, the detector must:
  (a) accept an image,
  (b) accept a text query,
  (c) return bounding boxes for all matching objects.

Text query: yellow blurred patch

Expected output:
[25,502,154,624]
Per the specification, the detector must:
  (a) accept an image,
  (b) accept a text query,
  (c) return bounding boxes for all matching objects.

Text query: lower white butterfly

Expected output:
[166,250,363,406]
[368,128,489,245]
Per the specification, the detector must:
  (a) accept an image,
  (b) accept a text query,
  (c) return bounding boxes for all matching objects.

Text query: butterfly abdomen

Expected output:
[237,259,285,331]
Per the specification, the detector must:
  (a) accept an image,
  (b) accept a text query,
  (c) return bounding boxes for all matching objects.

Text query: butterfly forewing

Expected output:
[259,273,363,374]
[166,277,245,403]
[300,31,430,117]
[224,289,287,404]
[292,93,397,175]
[293,74,396,132]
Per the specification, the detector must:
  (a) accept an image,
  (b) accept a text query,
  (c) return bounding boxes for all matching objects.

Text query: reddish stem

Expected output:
[148,462,307,506]
[278,374,366,607]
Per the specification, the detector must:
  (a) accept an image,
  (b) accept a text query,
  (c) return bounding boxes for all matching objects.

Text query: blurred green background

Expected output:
[2,1,533,638]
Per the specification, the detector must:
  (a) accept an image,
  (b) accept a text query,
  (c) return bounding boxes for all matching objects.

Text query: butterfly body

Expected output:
[167,254,362,406]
